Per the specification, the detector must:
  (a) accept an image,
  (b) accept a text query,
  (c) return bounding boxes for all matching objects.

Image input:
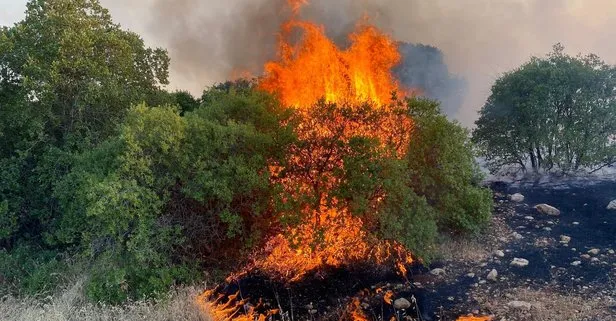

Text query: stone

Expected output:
[560,235,571,243]
[509,193,525,202]
[591,257,600,263]
[466,273,476,278]
[510,258,529,267]
[393,298,411,310]
[513,232,524,240]
[535,204,561,216]
[608,249,615,255]
[607,200,616,210]
[507,301,533,310]
[543,227,552,231]
[495,250,505,258]
[588,248,600,255]
[524,216,535,221]
[487,269,498,281]
[430,268,446,276]
[580,254,591,260]
[571,260,582,266]
[573,222,580,225]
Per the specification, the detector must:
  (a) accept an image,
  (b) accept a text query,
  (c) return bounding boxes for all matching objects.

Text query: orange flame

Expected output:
[260,18,404,108]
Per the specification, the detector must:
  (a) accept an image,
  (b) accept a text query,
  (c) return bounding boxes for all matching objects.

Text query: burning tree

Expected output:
[200,1,492,320]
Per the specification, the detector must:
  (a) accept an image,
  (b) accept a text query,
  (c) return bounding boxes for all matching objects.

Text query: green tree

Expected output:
[0,0,170,246]
[473,44,616,174]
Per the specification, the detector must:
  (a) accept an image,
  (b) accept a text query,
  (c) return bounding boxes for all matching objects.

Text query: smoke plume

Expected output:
[101,0,616,126]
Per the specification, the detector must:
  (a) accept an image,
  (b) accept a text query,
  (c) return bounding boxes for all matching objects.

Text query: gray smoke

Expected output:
[100,0,616,126]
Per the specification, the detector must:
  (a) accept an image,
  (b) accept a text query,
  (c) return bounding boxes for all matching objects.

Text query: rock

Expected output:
[524,216,535,221]
[560,235,571,243]
[507,301,533,310]
[607,200,616,210]
[393,298,411,310]
[591,257,600,263]
[510,258,529,267]
[609,249,615,255]
[494,250,505,258]
[543,227,552,231]
[588,248,600,255]
[466,273,476,278]
[308,309,318,315]
[573,222,580,225]
[513,232,524,240]
[535,204,560,216]
[580,254,591,260]
[430,268,446,276]
[509,193,525,202]
[571,260,582,266]
[487,269,498,281]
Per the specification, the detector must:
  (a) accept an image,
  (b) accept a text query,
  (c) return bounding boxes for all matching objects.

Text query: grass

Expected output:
[0,279,210,321]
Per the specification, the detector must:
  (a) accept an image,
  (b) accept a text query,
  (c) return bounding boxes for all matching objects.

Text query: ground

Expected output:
[423,180,616,320]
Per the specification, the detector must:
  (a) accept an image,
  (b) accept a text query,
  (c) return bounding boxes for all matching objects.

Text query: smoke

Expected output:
[394,43,466,118]
[100,0,616,126]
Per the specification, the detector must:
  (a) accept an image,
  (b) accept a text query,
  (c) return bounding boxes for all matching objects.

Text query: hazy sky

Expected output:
[2,0,616,126]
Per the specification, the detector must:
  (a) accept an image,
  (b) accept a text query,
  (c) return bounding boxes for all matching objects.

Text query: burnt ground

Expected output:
[203,180,616,321]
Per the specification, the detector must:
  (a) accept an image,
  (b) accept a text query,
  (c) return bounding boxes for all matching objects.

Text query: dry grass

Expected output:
[0,279,211,321]
[474,287,616,321]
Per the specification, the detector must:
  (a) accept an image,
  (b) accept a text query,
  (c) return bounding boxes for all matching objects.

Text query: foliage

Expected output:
[407,99,492,233]
[0,0,171,247]
[0,244,70,297]
[473,44,616,174]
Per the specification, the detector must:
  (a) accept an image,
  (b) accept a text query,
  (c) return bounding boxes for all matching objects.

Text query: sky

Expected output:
[2,0,616,126]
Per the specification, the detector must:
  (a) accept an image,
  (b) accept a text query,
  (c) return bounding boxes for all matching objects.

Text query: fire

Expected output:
[203,0,418,320]
[259,17,404,108]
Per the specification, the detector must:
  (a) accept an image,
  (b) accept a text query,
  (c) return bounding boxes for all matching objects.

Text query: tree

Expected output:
[473,44,616,174]
[0,0,170,246]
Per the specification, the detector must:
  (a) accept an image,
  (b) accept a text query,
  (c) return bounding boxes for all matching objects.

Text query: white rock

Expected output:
[430,268,446,276]
[487,269,498,281]
[572,222,580,225]
[513,232,524,240]
[393,298,411,310]
[543,227,552,231]
[509,193,525,202]
[591,257,600,263]
[535,204,561,216]
[588,249,600,255]
[510,258,529,267]
[608,249,615,255]
[571,261,582,266]
[494,250,505,258]
[466,273,476,278]
[607,200,616,210]
[507,301,533,310]
[524,216,535,221]
[560,235,571,243]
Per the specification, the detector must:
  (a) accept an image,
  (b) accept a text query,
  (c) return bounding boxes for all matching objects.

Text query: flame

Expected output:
[203,1,418,320]
[260,17,404,108]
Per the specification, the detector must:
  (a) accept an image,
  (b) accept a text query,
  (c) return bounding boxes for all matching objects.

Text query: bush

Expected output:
[406,98,492,234]
[0,245,69,297]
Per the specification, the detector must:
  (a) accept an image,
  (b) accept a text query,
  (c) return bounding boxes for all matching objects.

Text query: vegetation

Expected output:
[473,44,616,174]
[0,0,492,303]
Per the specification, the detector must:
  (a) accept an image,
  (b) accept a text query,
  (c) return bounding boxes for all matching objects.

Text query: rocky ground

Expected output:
[416,180,616,321]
